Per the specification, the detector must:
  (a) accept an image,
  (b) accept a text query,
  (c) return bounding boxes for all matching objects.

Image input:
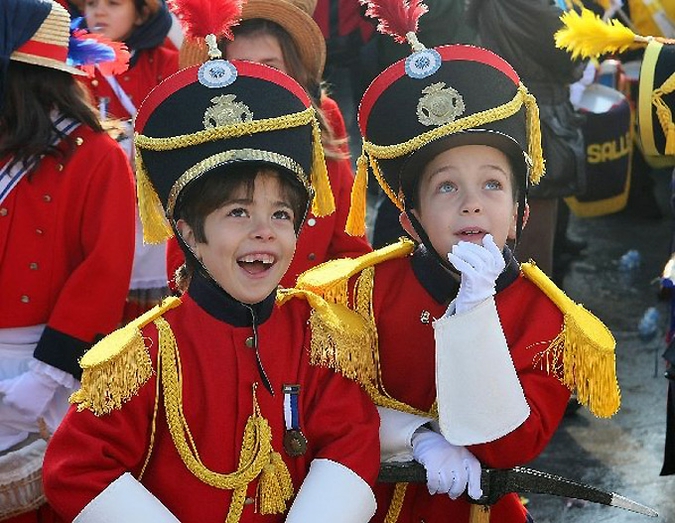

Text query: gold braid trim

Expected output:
[70,297,182,416]
[156,317,292,519]
[652,71,675,155]
[135,107,317,152]
[384,483,408,523]
[521,262,621,417]
[351,84,544,216]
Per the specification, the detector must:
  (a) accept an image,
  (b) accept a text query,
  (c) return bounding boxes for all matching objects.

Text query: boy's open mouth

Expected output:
[237,253,276,274]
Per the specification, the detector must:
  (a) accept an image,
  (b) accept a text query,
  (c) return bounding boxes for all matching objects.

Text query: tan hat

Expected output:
[10,0,86,76]
[241,0,326,81]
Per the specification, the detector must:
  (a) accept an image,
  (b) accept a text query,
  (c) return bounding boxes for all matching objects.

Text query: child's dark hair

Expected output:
[173,164,308,292]
[0,62,103,165]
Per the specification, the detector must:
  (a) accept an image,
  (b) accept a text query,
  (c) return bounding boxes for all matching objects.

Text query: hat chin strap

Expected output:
[405,208,460,276]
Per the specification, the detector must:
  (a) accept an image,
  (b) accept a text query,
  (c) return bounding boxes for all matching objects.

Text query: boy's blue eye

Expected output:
[485,180,502,190]
[439,182,455,193]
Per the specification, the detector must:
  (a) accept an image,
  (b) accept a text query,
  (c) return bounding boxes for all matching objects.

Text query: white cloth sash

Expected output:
[0,114,79,206]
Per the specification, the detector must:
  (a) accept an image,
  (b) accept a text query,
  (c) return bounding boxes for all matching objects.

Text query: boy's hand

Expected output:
[447,234,505,314]
[411,428,483,500]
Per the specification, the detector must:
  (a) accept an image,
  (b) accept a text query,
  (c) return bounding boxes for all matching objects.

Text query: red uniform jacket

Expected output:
[0,126,136,378]
[165,96,372,289]
[368,249,571,523]
[43,272,380,522]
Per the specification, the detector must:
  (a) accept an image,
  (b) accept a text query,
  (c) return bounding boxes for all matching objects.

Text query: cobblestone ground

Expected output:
[527,168,675,522]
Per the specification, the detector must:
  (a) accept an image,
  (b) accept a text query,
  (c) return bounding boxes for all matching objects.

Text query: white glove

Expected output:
[0,363,64,422]
[447,234,505,315]
[411,428,483,500]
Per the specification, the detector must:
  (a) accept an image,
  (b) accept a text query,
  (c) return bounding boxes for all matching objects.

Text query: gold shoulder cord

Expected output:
[149,317,293,521]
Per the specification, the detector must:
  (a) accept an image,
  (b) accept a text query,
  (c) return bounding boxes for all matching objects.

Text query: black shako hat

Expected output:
[134,57,334,244]
[344,40,545,237]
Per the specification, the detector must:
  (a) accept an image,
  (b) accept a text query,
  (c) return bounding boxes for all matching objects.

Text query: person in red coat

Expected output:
[73,0,181,321]
[168,0,372,291]
[293,4,622,522]
[0,1,135,521]
[42,15,380,521]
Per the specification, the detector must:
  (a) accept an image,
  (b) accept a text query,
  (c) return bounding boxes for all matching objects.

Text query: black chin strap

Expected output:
[406,209,460,276]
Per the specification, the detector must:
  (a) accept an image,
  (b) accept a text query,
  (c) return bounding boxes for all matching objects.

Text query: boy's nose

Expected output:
[252,220,275,240]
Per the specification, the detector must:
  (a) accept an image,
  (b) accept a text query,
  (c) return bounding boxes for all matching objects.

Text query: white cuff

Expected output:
[29,359,78,390]
[286,459,376,523]
[434,297,530,446]
[74,473,180,523]
[378,406,432,462]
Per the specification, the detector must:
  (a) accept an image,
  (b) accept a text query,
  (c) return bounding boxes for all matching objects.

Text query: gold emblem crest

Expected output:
[416,82,465,126]
[203,94,253,129]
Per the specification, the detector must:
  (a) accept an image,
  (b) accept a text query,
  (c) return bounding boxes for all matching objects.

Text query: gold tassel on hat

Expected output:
[135,148,174,244]
[652,72,675,155]
[310,118,335,217]
[521,263,621,418]
[345,150,369,237]
[522,86,545,185]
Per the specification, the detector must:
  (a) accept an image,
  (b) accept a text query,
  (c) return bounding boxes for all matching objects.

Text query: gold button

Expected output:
[308,253,316,260]
[29,262,38,270]
[20,295,29,303]
[76,137,84,146]
[0,208,7,216]
[91,79,99,87]
[57,163,64,171]
[245,336,254,348]
[35,228,43,235]
[124,76,130,81]
[43,194,52,202]
[243,497,255,505]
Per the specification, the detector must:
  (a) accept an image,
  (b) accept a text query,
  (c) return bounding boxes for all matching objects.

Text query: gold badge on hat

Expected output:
[416,82,465,126]
[203,94,253,129]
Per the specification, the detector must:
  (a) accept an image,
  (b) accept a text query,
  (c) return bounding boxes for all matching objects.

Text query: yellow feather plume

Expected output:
[555,7,639,59]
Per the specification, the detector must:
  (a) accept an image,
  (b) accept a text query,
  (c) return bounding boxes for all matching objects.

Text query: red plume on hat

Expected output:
[359,0,428,45]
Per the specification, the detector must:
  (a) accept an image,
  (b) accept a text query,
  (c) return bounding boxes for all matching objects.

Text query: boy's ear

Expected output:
[135,6,151,26]
[176,219,199,256]
[399,210,422,242]
[508,202,530,240]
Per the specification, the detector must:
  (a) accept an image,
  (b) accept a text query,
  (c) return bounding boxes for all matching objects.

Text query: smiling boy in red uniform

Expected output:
[41,5,379,521]
[294,3,621,522]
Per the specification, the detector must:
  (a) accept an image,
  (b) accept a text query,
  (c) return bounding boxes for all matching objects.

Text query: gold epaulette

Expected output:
[277,288,378,387]
[296,237,415,302]
[521,262,620,417]
[70,296,182,416]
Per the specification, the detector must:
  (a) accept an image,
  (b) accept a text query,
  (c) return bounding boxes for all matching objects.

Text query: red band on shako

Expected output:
[136,60,311,132]
[358,44,522,135]
[13,38,68,62]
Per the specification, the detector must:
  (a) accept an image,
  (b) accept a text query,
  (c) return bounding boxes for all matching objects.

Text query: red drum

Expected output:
[0,436,47,520]
[565,84,633,218]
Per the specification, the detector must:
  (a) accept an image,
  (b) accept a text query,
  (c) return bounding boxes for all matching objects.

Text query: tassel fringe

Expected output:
[258,452,294,514]
[523,88,545,184]
[135,150,174,244]
[310,119,335,217]
[521,263,620,418]
[653,72,675,155]
[345,152,369,236]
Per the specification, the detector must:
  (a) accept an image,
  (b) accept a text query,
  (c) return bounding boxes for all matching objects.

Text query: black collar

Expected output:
[411,244,521,304]
[187,270,276,327]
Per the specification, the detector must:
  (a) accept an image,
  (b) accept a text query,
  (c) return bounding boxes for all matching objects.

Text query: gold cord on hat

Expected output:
[135,106,334,243]
[345,83,545,236]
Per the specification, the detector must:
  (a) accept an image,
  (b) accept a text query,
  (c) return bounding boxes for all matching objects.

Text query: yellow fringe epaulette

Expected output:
[70,296,182,416]
[521,262,620,417]
[277,288,378,387]
[296,238,415,303]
